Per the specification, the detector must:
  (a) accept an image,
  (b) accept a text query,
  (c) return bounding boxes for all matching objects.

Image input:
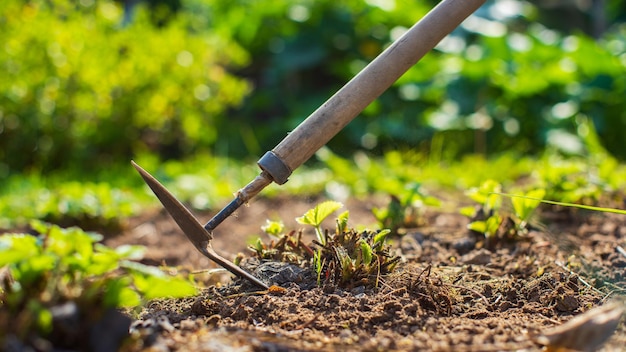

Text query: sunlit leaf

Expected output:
[103,276,141,308]
[360,241,373,265]
[373,229,391,245]
[511,189,545,221]
[460,206,477,218]
[133,274,197,301]
[28,300,53,334]
[336,211,350,234]
[114,245,146,261]
[120,260,166,278]
[0,234,41,267]
[296,201,343,227]
[467,220,487,233]
[485,215,503,238]
[261,220,285,237]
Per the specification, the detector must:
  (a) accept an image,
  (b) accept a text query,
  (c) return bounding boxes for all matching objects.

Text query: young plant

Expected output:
[301,206,398,288]
[250,202,399,288]
[461,180,505,247]
[296,200,343,245]
[372,183,440,235]
[261,219,285,237]
[466,213,503,247]
[313,225,397,288]
[0,221,197,349]
[249,220,314,263]
[462,180,549,248]
[537,156,605,205]
[510,188,546,234]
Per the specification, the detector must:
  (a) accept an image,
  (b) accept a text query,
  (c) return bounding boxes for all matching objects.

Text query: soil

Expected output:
[107,194,626,351]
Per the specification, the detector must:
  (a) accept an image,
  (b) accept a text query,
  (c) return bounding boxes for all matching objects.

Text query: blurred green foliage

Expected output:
[2,0,626,179]
[180,0,626,160]
[0,221,196,348]
[0,0,250,175]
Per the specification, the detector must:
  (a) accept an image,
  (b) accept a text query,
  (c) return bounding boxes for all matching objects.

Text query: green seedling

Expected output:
[336,210,350,235]
[0,221,196,346]
[510,188,546,232]
[250,221,314,263]
[261,219,285,237]
[463,180,547,248]
[462,180,505,247]
[372,183,440,235]
[303,206,397,288]
[537,157,605,205]
[0,181,140,231]
[296,200,343,245]
[313,221,397,288]
[462,179,503,216]
[251,202,398,288]
[467,214,503,244]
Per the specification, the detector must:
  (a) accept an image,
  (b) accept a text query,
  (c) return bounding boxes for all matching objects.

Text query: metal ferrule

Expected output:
[257,151,292,185]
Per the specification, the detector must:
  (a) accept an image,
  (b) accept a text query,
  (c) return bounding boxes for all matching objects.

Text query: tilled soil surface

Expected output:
[106,196,626,352]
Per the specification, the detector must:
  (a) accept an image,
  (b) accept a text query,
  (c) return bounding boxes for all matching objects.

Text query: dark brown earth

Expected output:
[106,195,626,352]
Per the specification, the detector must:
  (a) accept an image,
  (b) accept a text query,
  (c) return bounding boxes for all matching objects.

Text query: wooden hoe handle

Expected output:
[205,0,486,233]
[257,0,486,187]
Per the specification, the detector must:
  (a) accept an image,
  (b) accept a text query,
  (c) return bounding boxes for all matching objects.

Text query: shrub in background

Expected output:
[0,0,250,175]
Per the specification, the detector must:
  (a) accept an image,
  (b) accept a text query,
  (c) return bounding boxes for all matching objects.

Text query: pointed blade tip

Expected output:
[131,161,156,186]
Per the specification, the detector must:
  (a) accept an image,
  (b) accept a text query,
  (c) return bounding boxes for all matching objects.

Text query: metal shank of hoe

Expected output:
[203,173,272,233]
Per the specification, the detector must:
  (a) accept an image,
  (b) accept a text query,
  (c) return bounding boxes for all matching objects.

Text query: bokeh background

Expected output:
[1,0,625,177]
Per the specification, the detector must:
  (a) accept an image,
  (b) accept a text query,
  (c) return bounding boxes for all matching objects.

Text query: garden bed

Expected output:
[108,195,626,351]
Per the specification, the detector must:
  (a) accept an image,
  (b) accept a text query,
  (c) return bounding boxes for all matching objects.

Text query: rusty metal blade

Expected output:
[131,161,211,253]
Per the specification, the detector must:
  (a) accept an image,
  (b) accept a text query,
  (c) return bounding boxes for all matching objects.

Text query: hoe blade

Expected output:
[131,161,269,289]
[131,161,212,255]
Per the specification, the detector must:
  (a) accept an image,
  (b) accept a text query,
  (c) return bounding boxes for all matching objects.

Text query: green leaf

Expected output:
[336,211,350,234]
[48,226,96,259]
[485,215,503,238]
[28,300,52,334]
[466,180,502,212]
[0,234,41,267]
[360,241,373,265]
[253,238,264,252]
[511,189,545,221]
[261,220,285,237]
[422,196,442,207]
[459,206,477,218]
[334,246,353,282]
[11,253,56,285]
[133,274,197,301]
[103,277,141,308]
[468,216,502,238]
[371,207,388,222]
[120,260,166,278]
[296,201,343,227]
[373,229,391,245]
[29,220,50,235]
[114,244,146,261]
[467,220,487,233]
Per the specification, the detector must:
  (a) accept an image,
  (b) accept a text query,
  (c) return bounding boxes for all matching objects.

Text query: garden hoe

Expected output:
[132,0,486,289]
